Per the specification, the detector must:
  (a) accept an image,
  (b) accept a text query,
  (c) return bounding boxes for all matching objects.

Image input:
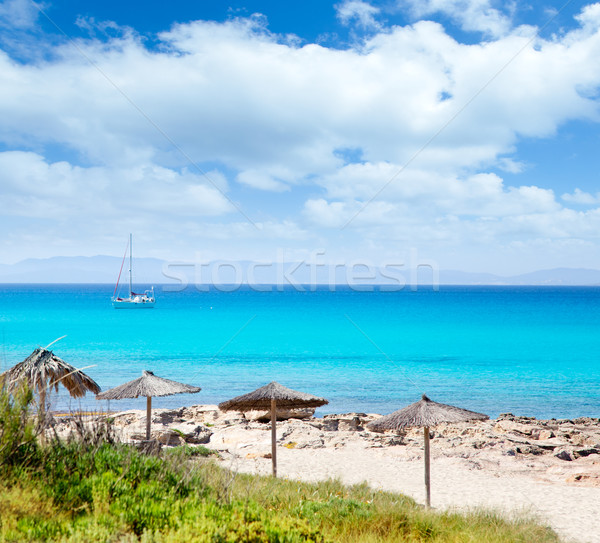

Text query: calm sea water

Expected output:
[0,284,598,419]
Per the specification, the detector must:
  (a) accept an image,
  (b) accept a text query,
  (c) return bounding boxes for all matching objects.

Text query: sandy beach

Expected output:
[54,406,600,543]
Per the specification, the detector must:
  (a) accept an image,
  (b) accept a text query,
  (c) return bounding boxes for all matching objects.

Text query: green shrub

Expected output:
[0,406,562,543]
[165,444,216,458]
[0,384,40,475]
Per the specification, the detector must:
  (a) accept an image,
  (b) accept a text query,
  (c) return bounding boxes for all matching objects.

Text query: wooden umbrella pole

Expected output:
[146,396,152,441]
[271,398,277,477]
[39,386,46,421]
[39,387,47,445]
[424,426,431,508]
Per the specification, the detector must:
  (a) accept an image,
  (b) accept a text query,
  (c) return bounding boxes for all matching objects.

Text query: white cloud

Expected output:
[496,157,525,173]
[304,199,349,228]
[399,0,513,38]
[305,163,561,236]
[576,3,600,31]
[236,170,291,192]
[562,188,600,205]
[1,13,599,179]
[303,197,397,228]
[335,0,381,30]
[0,0,40,29]
[1,7,600,268]
[0,151,233,220]
[309,162,559,217]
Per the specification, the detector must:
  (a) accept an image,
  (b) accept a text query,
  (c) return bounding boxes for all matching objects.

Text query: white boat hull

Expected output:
[112,296,155,309]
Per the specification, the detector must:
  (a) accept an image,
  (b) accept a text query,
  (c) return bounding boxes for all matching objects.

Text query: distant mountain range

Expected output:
[0,256,599,286]
[0,256,165,284]
[438,268,600,286]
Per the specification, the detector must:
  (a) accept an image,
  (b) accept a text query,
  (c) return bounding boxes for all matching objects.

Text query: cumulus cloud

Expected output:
[496,157,525,173]
[237,171,287,191]
[305,164,562,237]
[576,3,600,31]
[0,151,233,221]
[0,0,40,29]
[1,6,600,267]
[562,188,600,205]
[2,13,598,178]
[399,0,513,37]
[307,161,559,216]
[335,0,381,30]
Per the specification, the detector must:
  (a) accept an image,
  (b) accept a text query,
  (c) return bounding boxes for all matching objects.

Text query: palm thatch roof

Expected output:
[1,347,100,398]
[367,394,488,432]
[218,381,328,412]
[96,370,200,400]
[367,394,488,508]
[219,381,328,478]
[97,371,200,442]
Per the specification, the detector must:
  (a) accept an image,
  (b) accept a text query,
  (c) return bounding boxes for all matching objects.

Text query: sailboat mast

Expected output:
[129,233,133,297]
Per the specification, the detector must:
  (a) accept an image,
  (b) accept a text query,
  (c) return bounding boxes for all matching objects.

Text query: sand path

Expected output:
[225,438,600,543]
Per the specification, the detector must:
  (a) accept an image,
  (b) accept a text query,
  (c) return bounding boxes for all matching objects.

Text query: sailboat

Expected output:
[111,234,155,309]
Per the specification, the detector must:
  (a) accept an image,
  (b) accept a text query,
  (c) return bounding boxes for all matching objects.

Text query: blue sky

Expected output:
[1,0,600,274]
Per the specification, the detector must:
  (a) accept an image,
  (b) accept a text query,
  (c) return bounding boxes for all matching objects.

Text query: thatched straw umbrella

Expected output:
[1,345,101,419]
[96,370,201,440]
[219,381,328,477]
[367,394,488,507]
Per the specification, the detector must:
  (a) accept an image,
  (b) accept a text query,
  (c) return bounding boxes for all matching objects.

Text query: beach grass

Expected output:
[0,387,561,542]
[0,443,561,542]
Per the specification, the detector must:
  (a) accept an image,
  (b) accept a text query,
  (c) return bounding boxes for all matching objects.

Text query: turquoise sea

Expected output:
[0,284,599,419]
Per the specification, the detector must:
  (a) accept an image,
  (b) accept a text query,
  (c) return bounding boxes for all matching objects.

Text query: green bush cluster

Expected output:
[0,384,39,474]
[1,437,322,542]
[0,386,561,542]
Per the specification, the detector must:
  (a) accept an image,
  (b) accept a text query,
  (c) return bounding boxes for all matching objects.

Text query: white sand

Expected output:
[214,424,600,543]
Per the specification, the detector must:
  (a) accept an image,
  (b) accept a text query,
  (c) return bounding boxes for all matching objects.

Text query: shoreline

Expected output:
[53,405,600,543]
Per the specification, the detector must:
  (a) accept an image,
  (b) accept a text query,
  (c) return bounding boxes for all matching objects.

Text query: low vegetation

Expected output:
[0,386,561,542]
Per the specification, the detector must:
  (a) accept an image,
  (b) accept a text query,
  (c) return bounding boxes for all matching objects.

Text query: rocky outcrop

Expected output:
[169,423,213,444]
[244,407,315,422]
[130,424,213,445]
[153,429,186,446]
[311,413,379,431]
[554,449,573,461]
[50,406,600,488]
